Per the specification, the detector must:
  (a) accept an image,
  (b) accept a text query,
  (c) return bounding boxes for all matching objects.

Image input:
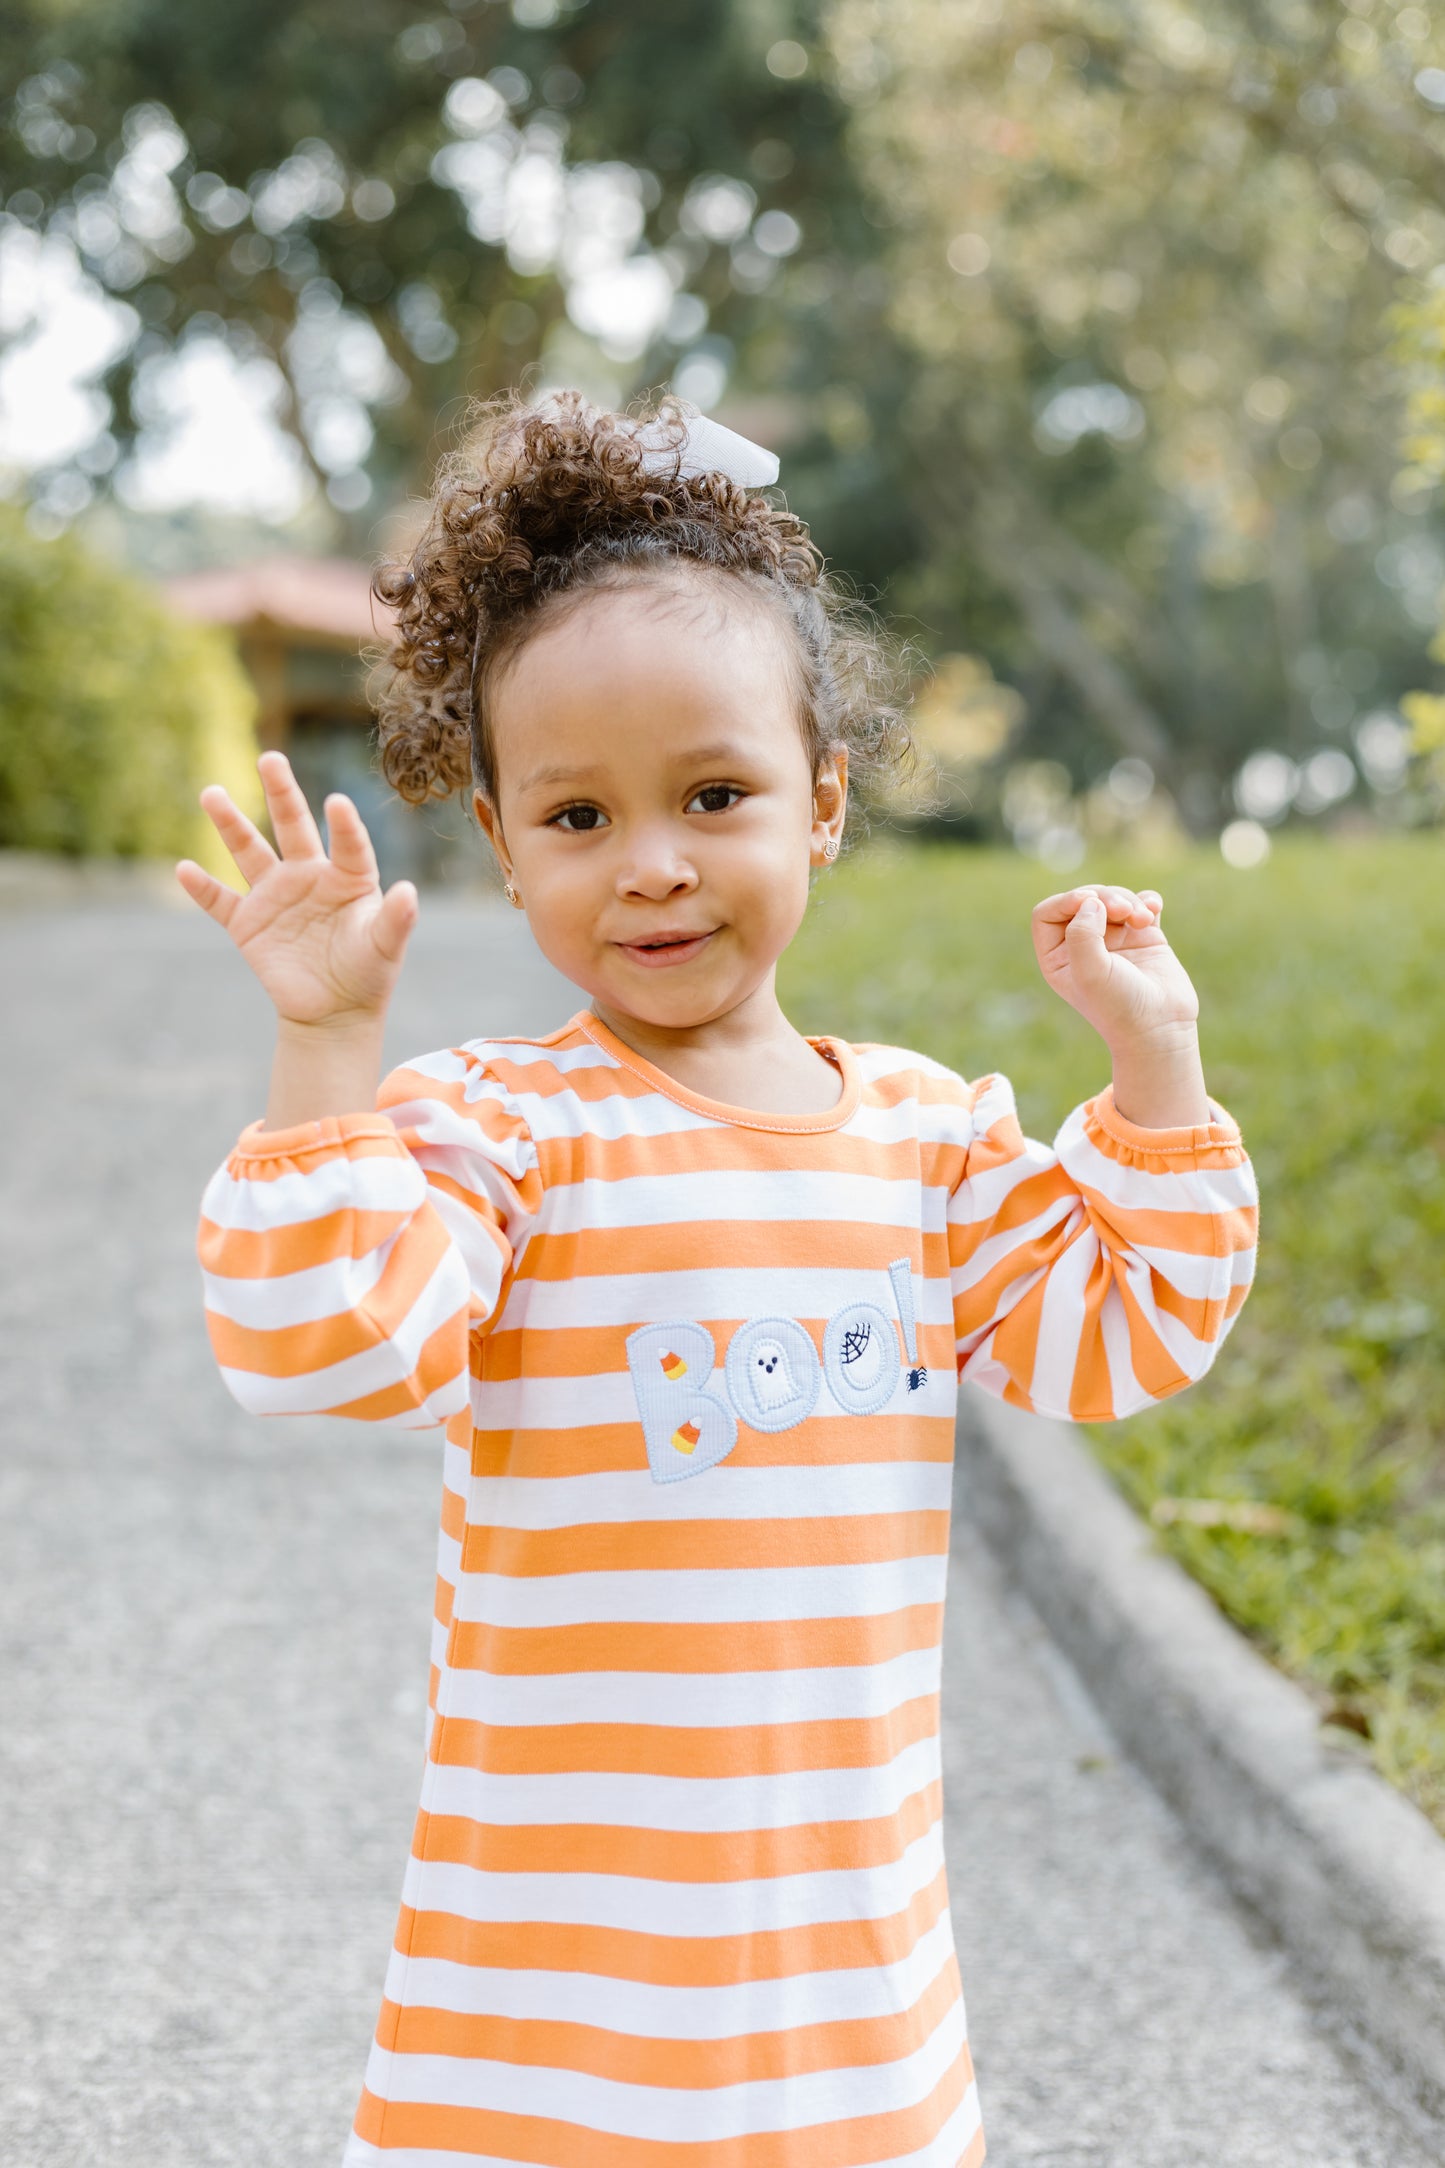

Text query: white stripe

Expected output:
[1024,1229,1093,1417]
[948,1195,1078,1296]
[1057,1108,1259,1214]
[448,1553,952,1630]
[531,1167,939,1234]
[947,1134,1055,1226]
[423,1733,943,1832]
[1127,1238,1256,1299]
[201,1241,390,1327]
[1099,1270,1144,1416]
[400,1824,945,1938]
[493,1264,950,1335]
[379,1909,959,2035]
[362,1991,967,2139]
[464,1460,955,1530]
[200,1148,421,1232]
[216,1246,469,1415]
[439,1646,945,1729]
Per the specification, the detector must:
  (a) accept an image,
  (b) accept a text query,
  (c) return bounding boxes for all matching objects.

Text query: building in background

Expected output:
[163,556,472,885]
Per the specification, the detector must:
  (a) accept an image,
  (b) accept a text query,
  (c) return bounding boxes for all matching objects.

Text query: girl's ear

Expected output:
[473,789,511,880]
[811,747,848,865]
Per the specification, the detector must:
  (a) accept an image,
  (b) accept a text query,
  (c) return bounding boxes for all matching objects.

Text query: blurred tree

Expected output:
[822,0,1445,822]
[0,505,260,860]
[4,0,1445,828]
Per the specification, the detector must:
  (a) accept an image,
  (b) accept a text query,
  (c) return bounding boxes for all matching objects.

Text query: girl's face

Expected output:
[475,580,846,1035]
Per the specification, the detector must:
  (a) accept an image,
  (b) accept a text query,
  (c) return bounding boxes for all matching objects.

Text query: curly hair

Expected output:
[371,390,916,827]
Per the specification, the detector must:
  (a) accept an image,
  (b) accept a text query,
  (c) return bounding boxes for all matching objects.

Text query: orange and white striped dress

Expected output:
[199,1010,1256,2167]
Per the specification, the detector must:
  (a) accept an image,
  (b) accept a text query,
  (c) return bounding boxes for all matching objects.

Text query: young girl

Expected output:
[180,393,1257,2168]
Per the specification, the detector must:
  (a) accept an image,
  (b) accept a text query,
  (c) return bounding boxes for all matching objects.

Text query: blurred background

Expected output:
[3,9,1445,2149]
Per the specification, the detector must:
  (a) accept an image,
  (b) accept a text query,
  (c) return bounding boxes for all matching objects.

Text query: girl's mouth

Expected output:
[615,929,718,969]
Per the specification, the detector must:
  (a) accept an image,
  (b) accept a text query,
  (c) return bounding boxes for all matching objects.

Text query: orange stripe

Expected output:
[466,1417,957,1481]
[530,1126,968,1189]
[394,1859,949,1984]
[199,1206,413,1278]
[947,1161,1077,1263]
[412,1777,944,1883]
[323,1313,468,1422]
[226,1125,402,1177]
[457,1510,950,1580]
[1074,1190,1258,1260]
[206,1209,457,1378]
[446,1605,945,1678]
[512,1222,950,1283]
[354,2025,972,2166]
[1114,1274,1193,1405]
[375,1953,964,2089]
[432,1694,939,1779]
[1066,1248,1115,1424]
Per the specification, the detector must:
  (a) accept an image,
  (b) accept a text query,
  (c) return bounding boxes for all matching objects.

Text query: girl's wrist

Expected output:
[263,1012,388,1131]
[1105,1019,1211,1130]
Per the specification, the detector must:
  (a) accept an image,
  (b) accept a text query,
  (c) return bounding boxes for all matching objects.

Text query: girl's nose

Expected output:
[615,829,700,901]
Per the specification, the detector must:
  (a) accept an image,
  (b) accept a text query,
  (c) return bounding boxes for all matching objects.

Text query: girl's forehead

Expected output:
[491,582,802,763]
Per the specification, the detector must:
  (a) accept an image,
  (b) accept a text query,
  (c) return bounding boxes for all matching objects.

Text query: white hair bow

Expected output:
[633,411,780,489]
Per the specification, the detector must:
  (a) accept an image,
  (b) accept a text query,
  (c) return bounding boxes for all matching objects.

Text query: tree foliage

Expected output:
[825,0,1445,823]
[0,507,259,859]
[4,0,1445,830]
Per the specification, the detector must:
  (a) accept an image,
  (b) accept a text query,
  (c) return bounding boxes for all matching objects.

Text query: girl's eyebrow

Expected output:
[518,742,756,794]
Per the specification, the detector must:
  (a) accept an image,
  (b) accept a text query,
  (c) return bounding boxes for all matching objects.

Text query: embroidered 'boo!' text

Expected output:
[626,1258,926,1483]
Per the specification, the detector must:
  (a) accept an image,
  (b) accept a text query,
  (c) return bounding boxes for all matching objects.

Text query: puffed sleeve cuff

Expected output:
[228,1111,402,1164]
[1083,1083,1247,1171]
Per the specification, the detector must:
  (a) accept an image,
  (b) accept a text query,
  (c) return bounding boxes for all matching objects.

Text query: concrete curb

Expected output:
[957,1392,1445,2113]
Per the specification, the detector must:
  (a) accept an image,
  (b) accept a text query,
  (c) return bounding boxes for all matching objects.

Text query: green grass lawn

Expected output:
[779,834,1445,1830]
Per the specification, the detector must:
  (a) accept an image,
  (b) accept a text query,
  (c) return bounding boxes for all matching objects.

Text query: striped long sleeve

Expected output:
[198,1059,539,1429]
[950,1075,1258,1422]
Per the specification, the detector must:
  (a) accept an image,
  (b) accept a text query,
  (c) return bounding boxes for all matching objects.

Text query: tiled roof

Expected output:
[162,556,394,644]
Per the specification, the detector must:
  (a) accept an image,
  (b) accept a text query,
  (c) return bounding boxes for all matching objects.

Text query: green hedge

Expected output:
[780,835,1445,1832]
[0,508,259,867]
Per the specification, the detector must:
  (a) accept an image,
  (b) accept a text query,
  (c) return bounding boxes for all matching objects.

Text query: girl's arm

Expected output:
[182,753,535,1427]
[949,882,1257,1422]
[197,1065,536,1427]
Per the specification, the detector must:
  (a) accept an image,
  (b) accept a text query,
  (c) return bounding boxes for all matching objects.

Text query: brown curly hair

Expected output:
[371,389,915,826]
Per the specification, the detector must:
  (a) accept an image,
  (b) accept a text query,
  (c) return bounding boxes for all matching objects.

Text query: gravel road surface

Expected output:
[1,893,1437,2166]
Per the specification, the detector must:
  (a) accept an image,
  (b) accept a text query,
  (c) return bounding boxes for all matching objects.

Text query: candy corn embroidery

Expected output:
[660,1351,688,1381]
[671,1418,701,1454]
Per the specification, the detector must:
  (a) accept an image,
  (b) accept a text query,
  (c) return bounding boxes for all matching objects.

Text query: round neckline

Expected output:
[575,1010,861,1134]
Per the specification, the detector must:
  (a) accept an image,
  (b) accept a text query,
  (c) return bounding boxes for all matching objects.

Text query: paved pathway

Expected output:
[1,892,1439,2166]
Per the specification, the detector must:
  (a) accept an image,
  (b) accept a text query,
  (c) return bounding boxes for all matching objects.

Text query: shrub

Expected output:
[0,508,259,867]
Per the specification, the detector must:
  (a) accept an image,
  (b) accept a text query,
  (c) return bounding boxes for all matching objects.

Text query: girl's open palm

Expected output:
[175,752,418,1028]
[1031,884,1199,1047]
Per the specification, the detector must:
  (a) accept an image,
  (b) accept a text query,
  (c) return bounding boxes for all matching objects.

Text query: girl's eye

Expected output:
[688,784,744,815]
[551,804,607,832]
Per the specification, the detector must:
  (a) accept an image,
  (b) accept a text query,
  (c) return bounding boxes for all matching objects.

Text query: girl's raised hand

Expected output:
[175,751,418,1030]
[1031,884,1199,1050]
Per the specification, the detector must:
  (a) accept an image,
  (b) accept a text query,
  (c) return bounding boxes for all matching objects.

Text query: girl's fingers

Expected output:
[199,784,278,886]
[175,859,239,931]
[1061,890,1113,992]
[372,879,418,964]
[258,750,325,860]
[325,792,379,883]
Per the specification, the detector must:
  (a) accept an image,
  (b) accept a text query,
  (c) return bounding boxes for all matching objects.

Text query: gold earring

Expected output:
[504,882,520,907]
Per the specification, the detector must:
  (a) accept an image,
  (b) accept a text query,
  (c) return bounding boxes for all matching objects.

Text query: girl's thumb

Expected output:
[1064,893,1110,983]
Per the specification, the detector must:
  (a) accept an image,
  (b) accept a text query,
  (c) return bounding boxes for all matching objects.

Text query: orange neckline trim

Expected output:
[574,1010,862,1135]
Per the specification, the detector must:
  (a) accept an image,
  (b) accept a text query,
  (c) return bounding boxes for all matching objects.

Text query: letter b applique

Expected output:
[626,1322,739,1484]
